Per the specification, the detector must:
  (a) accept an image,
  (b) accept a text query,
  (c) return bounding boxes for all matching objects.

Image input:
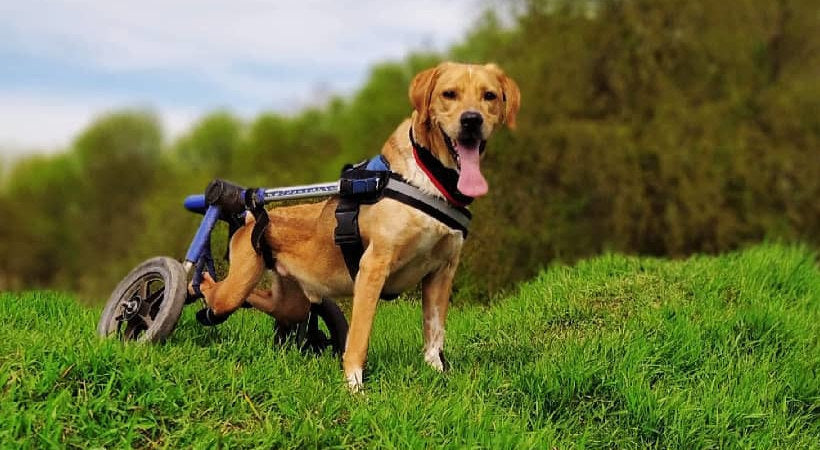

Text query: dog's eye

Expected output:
[442,90,457,100]
[483,91,498,101]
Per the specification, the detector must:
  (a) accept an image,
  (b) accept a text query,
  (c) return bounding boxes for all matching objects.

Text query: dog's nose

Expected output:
[460,111,483,130]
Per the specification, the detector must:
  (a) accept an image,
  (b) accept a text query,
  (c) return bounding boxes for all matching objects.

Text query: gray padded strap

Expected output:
[384,177,471,233]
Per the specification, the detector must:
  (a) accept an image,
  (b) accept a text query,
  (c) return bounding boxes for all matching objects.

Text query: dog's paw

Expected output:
[199,272,217,295]
[424,350,450,372]
[186,280,202,300]
[345,368,364,393]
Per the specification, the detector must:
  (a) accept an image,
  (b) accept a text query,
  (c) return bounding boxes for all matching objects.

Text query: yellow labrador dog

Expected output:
[198,62,520,390]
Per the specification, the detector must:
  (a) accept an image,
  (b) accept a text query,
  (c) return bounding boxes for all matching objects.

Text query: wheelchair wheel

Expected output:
[274,299,348,356]
[97,257,188,343]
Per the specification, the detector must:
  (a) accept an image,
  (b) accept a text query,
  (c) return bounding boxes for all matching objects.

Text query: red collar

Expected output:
[409,128,474,208]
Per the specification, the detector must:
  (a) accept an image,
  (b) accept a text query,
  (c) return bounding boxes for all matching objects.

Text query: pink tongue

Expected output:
[456,143,488,197]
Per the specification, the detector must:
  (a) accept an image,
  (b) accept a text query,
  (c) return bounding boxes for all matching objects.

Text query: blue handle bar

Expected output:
[184,195,208,214]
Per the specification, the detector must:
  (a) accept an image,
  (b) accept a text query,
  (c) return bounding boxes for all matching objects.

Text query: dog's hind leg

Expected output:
[197,217,265,324]
[245,274,311,325]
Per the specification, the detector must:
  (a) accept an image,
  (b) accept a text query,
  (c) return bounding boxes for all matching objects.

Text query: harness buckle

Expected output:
[333,208,360,245]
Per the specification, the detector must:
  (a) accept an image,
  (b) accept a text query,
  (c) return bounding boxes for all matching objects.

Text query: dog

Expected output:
[198,62,520,390]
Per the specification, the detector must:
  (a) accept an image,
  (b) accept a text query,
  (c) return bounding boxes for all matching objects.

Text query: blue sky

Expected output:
[0,0,484,157]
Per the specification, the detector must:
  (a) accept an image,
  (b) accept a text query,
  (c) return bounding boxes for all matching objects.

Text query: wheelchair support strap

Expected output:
[245,188,276,270]
[334,197,364,281]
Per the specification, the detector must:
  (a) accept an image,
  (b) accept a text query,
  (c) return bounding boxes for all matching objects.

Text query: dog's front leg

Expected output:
[343,247,392,391]
[421,260,458,372]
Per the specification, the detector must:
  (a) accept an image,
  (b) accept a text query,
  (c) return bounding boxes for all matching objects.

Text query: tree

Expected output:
[172,111,243,178]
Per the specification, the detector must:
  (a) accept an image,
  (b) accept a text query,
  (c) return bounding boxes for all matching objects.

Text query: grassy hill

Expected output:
[1,244,818,448]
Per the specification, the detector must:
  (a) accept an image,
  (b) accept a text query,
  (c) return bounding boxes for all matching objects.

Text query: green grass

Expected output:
[1,243,818,448]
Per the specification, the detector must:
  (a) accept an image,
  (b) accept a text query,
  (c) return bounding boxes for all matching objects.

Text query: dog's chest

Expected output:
[371,203,464,293]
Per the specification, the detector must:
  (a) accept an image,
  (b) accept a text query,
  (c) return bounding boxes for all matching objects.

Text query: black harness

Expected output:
[333,152,472,290]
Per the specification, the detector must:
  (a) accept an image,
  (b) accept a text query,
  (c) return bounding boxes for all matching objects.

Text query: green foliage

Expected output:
[173,111,242,178]
[0,0,818,301]
[1,244,818,447]
[238,110,341,185]
[0,111,165,295]
[457,0,820,297]
[328,54,442,164]
[1,153,81,288]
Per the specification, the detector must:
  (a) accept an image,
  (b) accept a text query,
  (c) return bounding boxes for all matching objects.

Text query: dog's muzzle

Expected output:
[458,111,484,146]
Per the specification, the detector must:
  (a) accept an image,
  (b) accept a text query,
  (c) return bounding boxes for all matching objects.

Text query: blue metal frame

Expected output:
[185,205,221,265]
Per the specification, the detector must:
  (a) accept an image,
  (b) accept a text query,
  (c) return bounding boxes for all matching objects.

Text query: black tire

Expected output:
[274,299,348,356]
[97,257,188,343]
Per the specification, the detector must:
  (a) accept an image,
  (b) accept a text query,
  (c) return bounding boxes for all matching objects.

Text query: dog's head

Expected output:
[409,62,520,198]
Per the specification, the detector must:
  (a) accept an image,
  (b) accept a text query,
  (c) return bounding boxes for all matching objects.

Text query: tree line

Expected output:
[1,0,817,302]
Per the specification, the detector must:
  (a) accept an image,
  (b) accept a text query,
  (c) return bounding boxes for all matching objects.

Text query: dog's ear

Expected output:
[501,75,521,130]
[409,65,441,125]
[486,64,521,130]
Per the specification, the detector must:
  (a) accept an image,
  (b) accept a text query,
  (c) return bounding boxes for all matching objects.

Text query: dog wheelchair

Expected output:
[97,178,349,355]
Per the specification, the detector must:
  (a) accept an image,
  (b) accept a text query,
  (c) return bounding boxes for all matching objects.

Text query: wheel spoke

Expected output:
[139,278,152,301]
[140,314,155,329]
[145,286,164,305]
[124,322,138,340]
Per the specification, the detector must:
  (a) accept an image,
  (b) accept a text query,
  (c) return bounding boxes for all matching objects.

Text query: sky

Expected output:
[0,0,485,158]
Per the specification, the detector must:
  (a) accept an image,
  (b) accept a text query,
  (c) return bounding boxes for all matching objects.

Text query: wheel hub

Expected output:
[122,294,143,321]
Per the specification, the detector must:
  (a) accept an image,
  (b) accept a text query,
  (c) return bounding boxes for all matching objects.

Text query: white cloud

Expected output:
[0,90,200,155]
[2,1,480,71]
[0,0,487,154]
